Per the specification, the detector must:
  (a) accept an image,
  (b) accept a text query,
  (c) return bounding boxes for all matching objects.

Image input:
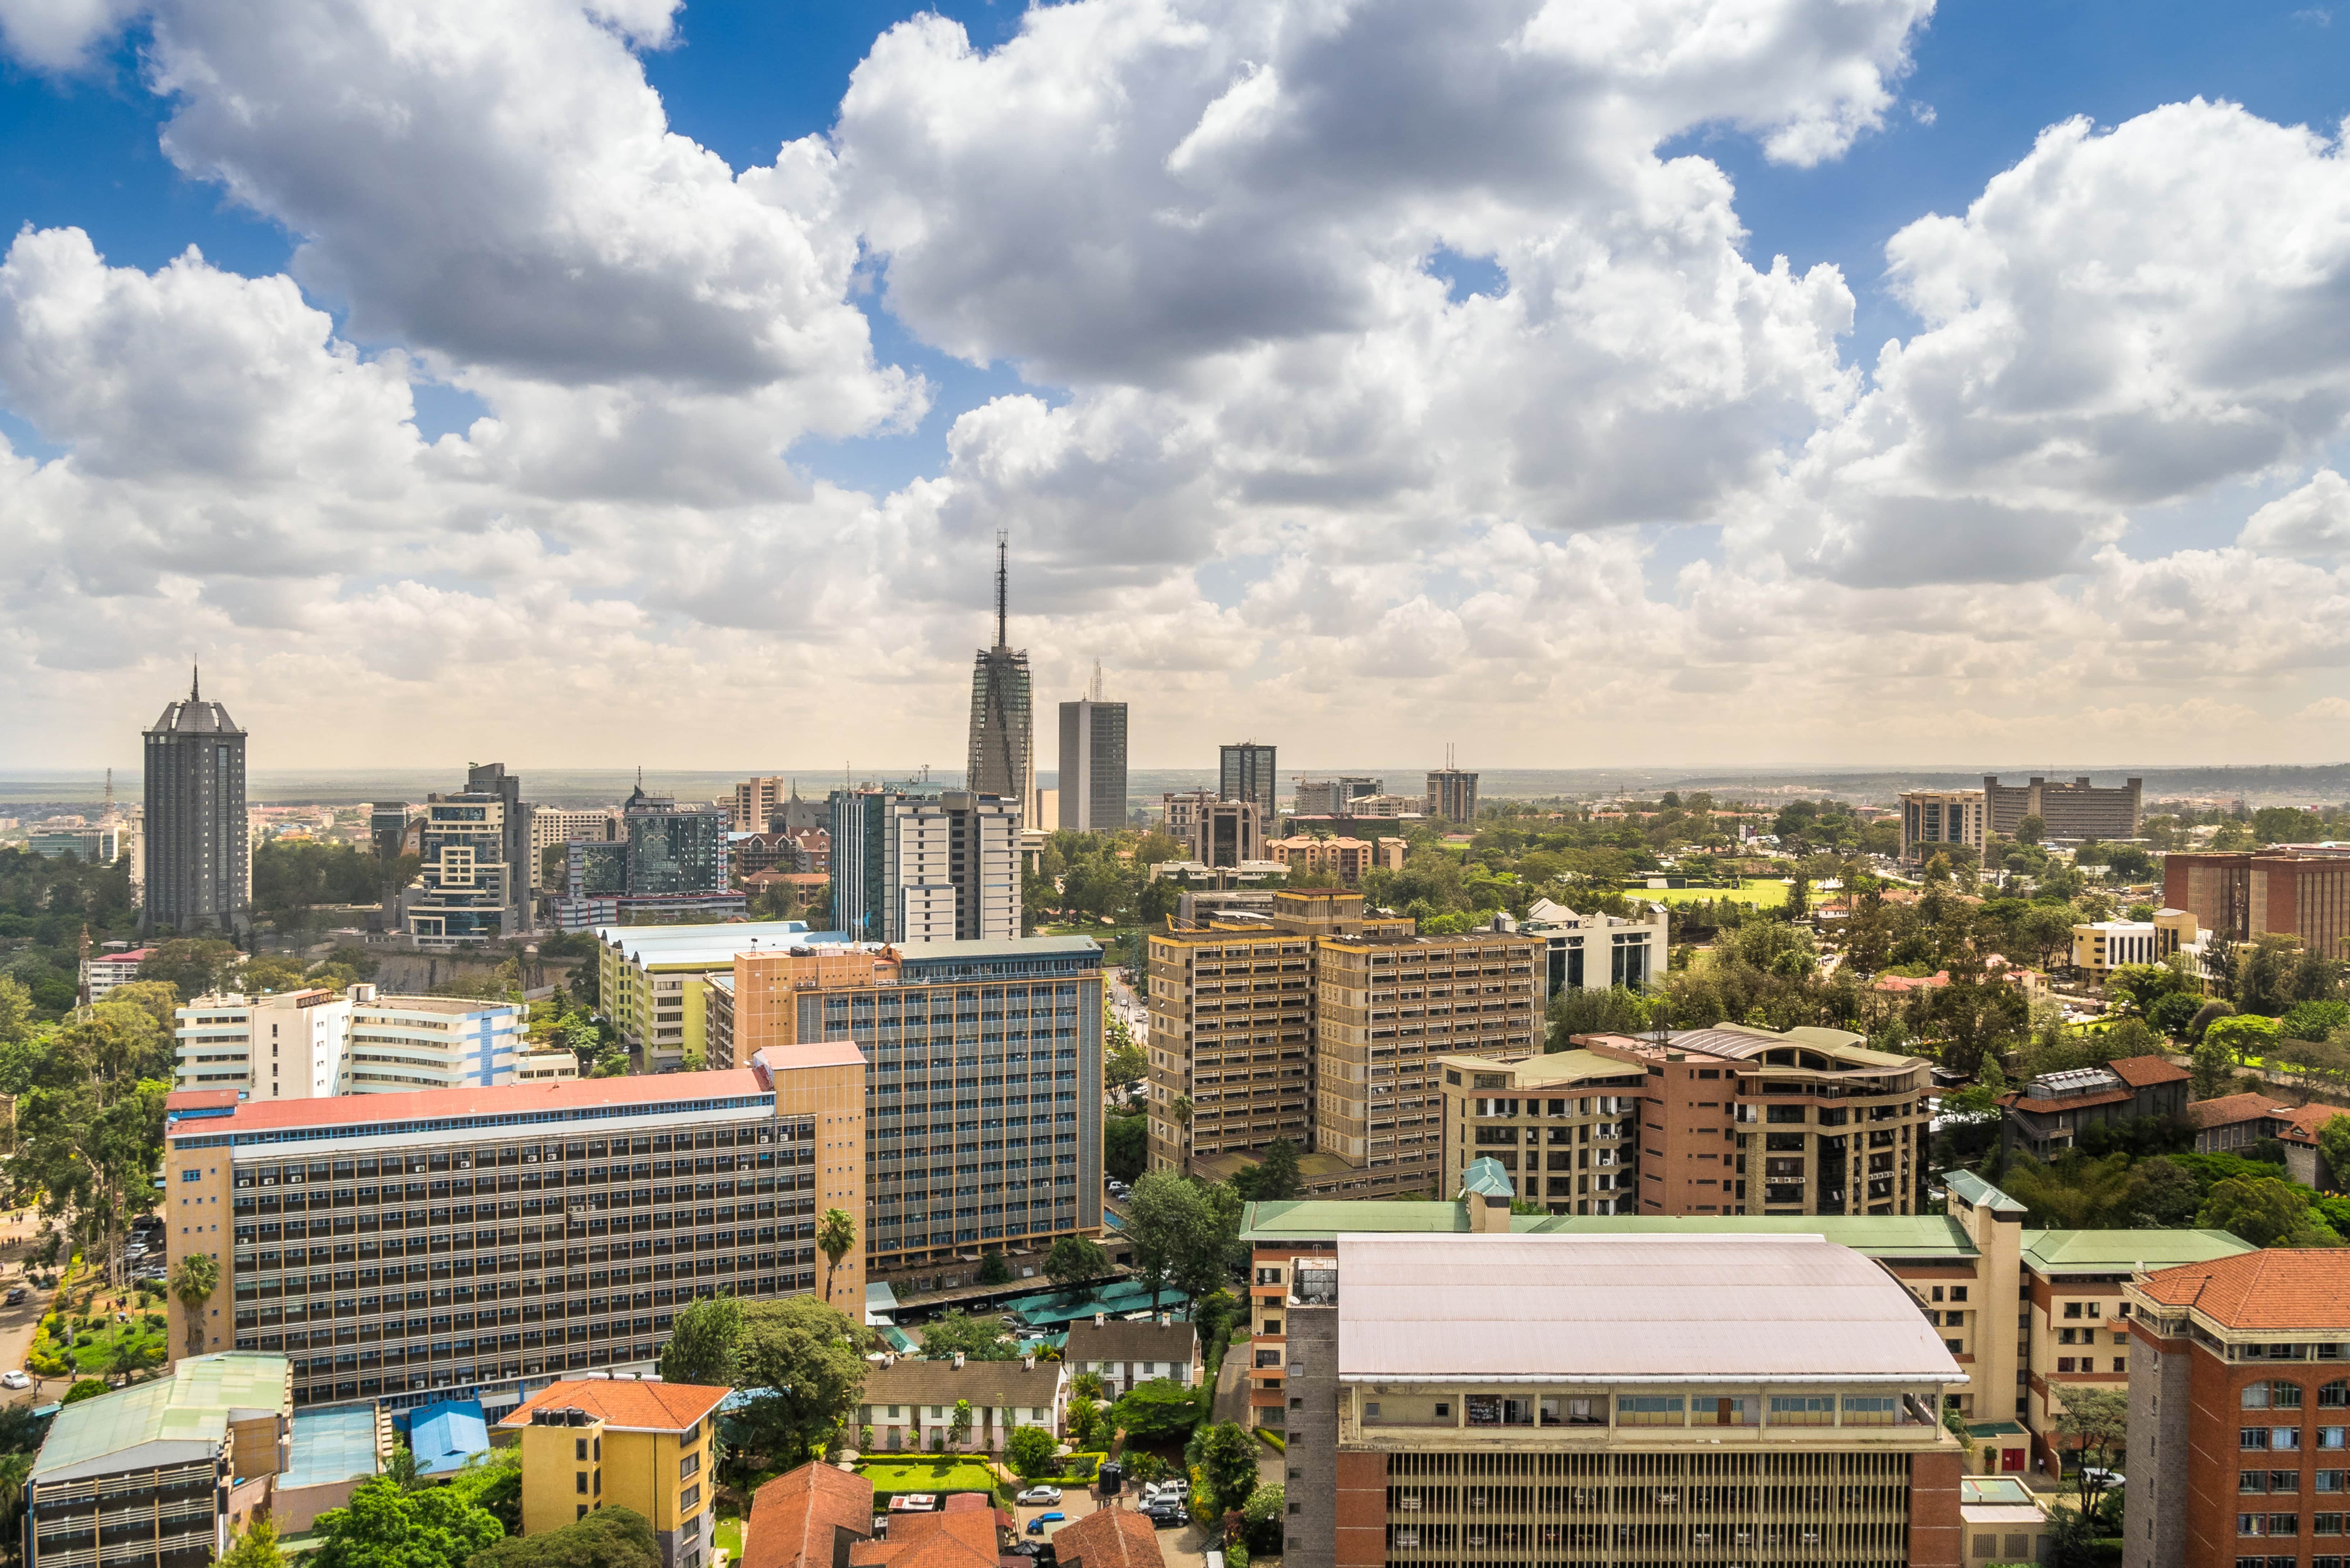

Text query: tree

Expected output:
[2198,1175,2342,1248]
[469,1505,657,1568]
[170,1253,220,1359]
[219,1517,289,1568]
[818,1208,856,1305]
[2319,1116,2350,1191]
[1124,1171,1218,1313]
[2190,1037,2236,1100]
[657,1296,744,1385]
[1194,1420,1260,1518]
[1545,986,1654,1049]
[1006,1423,1058,1478]
[2016,815,2046,847]
[61,1378,108,1404]
[1235,1138,1300,1202]
[1238,1485,1286,1554]
[1065,1394,1101,1449]
[2054,1386,2129,1514]
[977,1255,1012,1287]
[134,939,242,1002]
[1045,1235,1109,1294]
[915,1309,1016,1362]
[730,1296,869,1466]
[307,1474,504,1568]
[1105,1115,1147,1183]
[1069,1371,1106,1402]
[2204,1013,2279,1065]
[948,1399,973,1451]
[1110,1379,1204,1443]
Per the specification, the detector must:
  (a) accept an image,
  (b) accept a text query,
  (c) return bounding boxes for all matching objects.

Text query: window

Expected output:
[2247,1429,2275,1451]
[2322,1515,2348,1537]
[2245,1472,2272,1494]
[2249,1382,2307,1411]
[1615,1396,1683,1427]
[576,1472,589,1494]
[2320,1472,2349,1493]
[1842,1397,1898,1426]
[680,1483,701,1512]
[1541,1396,1600,1427]
[2280,1430,2307,1452]
[575,1438,588,1461]
[2324,1429,2349,1450]
[1952,1286,1968,1302]
[1769,1396,1833,1427]
[2325,1382,2350,1409]
[680,1452,701,1480]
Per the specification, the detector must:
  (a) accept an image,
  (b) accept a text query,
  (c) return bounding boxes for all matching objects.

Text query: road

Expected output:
[0,1212,60,1408]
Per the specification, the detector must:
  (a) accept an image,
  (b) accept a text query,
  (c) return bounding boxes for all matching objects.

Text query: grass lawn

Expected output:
[1630,881,1790,908]
[857,1458,1001,1497]
[31,1309,167,1379]
[713,1507,743,1562]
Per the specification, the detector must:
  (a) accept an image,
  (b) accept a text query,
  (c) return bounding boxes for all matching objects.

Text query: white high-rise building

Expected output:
[881,790,1021,944]
[172,985,544,1098]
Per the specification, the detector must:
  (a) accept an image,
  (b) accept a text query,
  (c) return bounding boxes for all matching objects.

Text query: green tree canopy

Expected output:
[1006,1423,1058,1479]
[730,1296,869,1466]
[219,1517,288,1568]
[1192,1419,1261,1518]
[915,1309,1017,1362]
[2198,1175,2342,1248]
[308,1474,504,1568]
[1045,1235,1110,1293]
[657,1297,742,1386]
[134,938,242,1002]
[1112,1379,1204,1444]
[468,1505,656,1568]
[2204,1014,2279,1063]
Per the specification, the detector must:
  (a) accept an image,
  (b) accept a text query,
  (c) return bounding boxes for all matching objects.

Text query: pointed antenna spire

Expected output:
[191,662,200,703]
[994,530,1008,649]
[1090,658,1104,703]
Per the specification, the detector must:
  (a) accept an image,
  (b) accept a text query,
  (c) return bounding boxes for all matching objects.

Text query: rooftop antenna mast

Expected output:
[1089,658,1104,702]
[993,531,1009,649]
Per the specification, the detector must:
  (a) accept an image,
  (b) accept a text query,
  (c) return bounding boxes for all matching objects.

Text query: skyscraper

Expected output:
[141,668,249,933]
[966,534,1035,827]
[1057,663,1128,834]
[827,787,1020,944]
[1218,740,1278,826]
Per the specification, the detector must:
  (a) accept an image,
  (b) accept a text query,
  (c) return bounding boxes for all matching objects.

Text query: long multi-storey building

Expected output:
[825,788,1019,944]
[141,671,249,934]
[2164,850,2350,967]
[2124,1249,2350,1568]
[712,936,1103,1293]
[172,986,537,1099]
[1275,1229,1969,1568]
[1981,774,2144,840]
[163,1045,864,1415]
[1242,1168,2251,1480]
[1899,789,1987,864]
[1144,892,1541,1198]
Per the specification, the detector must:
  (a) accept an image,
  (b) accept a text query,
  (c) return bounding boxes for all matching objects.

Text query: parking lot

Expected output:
[1011,1482,1220,1568]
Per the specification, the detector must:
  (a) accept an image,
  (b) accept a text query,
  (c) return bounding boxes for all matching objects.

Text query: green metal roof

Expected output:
[1242,1201,1976,1258]
[33,1354,289,1482]
[1511,1213,1979,1260]
[2020,1227,2255,1274]
[1943,1171,2027,1216]
[1459,1158,1515,1199]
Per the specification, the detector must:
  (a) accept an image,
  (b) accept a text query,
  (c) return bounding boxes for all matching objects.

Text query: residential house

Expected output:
[744,1461,875,1568]
[501,1378,731,1568]
[1061,1317,1201,1400]
[858,1357,1064,1453]
[1050,1508,1166,1568]
[1995,1055,2191,1161]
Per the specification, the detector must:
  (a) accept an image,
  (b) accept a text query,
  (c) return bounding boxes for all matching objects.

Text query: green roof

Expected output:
[34,1354,289,1482]
[1460,1158,1515,1199]
[1944,1171,2028,1216]
[1511,1213,1978,1260]
[1432,1048,1642,1086]
[1242,1201,1977,1259]
[2020,1227,2256,1274]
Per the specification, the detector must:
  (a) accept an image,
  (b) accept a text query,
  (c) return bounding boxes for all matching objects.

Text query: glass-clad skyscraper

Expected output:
[142,670,249,933]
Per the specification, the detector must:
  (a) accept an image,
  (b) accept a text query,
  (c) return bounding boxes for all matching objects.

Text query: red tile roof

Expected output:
[2187,1093,2291,1131]
[497,1377,731,1432]
[1999,1088,2136,1116]
[165,1067,766,1134]
[2137,1249,2350,1330]
[2279,1103,2350,1147]
[853,1510,1000,1568]
[2107,1055,2191,1088]
[745,1462,875,1568]
[1051,1509,1166,1568]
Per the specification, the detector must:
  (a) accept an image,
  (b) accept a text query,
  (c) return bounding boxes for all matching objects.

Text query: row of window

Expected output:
[2240,1513,2350,1536]
[2241,1470,2350,1492]
[2243,1428,2350,1451]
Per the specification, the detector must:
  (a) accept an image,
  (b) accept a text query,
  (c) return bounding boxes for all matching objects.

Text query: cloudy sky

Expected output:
[1,0,2347,774]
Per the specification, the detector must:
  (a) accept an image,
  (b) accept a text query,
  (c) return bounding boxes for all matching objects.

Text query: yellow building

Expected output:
[502,1378,731,1568]
[2067,908,2202,980]
[596,921,820,1069]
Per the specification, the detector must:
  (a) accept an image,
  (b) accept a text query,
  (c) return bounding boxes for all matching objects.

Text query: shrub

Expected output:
[61,1379,108,1405]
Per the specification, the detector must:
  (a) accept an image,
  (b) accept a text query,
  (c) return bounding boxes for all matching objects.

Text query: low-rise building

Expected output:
[2188,1091,2303,1154]
[1958,1476,2052,1568]
[1279,1230,1967,1568]
[172,986,530,1098]
[743,1460,874,1568]
[1061,1316,1200,1400]
[2124,1249,2350,1568]
[595,921,825,1069]
[1520,897,1669,996]
[1995,1055,2192,1161]
[857,1357,1064,1453]
[1052,1507,1167,1568]
[1261,836,1406,883]
[85,945,154,1001]
[503,1378,730,1568]
[26,1353,291,1568]
[2069,908,2204,980]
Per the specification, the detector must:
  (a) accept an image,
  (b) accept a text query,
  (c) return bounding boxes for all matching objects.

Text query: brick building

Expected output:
[1981,775,2144,840]
[2165,851,2350,964]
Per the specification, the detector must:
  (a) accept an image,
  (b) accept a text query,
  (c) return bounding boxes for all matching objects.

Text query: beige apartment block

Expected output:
[1145,924,1318,1175]
[1432,1049,1650,1214]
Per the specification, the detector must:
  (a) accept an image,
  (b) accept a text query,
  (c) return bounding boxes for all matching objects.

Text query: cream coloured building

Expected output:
[172,985,534,1098]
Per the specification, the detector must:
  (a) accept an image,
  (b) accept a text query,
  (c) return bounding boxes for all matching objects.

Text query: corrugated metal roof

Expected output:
[1334,1234,1966,1384]
[2020,1227,2255,1275]
[1942,1171,2027,1216]
[33,1354,288,1482]
[1244,1202,1977,1260]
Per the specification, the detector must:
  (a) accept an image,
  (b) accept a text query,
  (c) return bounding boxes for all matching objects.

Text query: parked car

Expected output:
[0,1371,28,1390]
[1156,1477,1189,1497]
[1140,1503,1185,1528]
[2080,1468,2125,1489]
[1025,1513,1066,1536]
[3,1287,26,1306]
[1016,1487,1062,1506]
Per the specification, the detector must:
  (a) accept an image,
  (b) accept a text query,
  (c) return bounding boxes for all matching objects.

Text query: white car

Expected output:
[1,1370,31,1390]
[1016,1486,1062,1506]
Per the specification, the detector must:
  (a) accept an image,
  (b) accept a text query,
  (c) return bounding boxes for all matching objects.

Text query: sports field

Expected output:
[1629,881,1790,908]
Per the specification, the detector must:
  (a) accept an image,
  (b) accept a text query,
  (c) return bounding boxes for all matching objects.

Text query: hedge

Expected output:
[1253,1429,1285,1453]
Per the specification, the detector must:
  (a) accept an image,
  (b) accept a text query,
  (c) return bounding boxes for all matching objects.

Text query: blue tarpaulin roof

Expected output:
[406,1400,490,1478]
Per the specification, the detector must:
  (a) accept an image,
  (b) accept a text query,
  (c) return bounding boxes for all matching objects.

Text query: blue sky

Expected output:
[9,0,2341,491]
[3,0,2349,770]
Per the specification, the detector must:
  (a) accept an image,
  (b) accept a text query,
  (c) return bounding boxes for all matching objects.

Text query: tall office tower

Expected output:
[1424,761,1479,822]
[623,781,730,896]
[398,767,529,947]
[1057,666,1129,834]
[829,787,892,940]
[1219,741,1278,826]
[165,1044,866,1413]
[369,804,414,862]
[141,668,250,933]
[967,535,1036,827]
[721,936,1103,1292]
[465,764,532,930]
[881,790,1020,943]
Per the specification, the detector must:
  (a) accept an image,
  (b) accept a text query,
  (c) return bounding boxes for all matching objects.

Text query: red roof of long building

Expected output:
[498,1377,731,1432]
[164,1068,767,1135]
[2138,1250,2350,1331]
[2106,1055,2191,1088]
[745,1461,875,1568]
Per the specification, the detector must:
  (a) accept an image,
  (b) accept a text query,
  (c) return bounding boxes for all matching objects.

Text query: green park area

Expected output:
[855,1457,1002,1500]
[1632,881,1790,908]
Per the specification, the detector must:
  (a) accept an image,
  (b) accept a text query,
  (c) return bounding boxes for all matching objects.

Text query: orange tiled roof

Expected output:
[855,1510,1000,1568]
[1999,1088,2136,1116]
[497,1378,731,1432]
[2107,1055,2191,1089]
[2186,1093,2291,1131]
[2279,1103,2350,1147]
[2137,1249,2350,1330]
[745,1462,875,1568]
[1051,1508,1167,1568]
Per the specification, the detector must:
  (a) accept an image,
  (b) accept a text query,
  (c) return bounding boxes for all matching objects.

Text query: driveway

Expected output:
[1012,1487,1216,1568]
[0,1214,58,1406]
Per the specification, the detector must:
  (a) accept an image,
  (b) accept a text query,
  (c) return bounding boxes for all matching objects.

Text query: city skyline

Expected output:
[0,5,2344,768]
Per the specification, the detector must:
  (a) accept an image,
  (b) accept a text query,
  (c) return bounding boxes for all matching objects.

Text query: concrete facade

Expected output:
[1982,775,2144,840]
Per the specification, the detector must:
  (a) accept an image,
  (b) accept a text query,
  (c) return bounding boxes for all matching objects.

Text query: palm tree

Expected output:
[817,1209,855,1304]
[0,1451,31,1522]
[170,1254,219,1360]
